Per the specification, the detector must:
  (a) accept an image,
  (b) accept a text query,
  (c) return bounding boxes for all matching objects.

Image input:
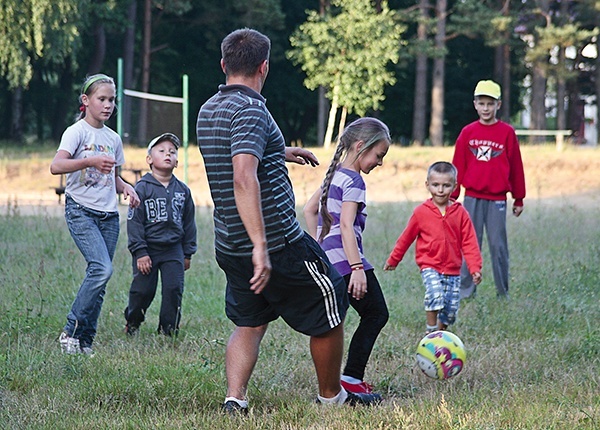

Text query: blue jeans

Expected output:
[64,196,119,347]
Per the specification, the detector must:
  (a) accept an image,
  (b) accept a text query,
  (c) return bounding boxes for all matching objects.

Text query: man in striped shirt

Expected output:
[197,28,380,413]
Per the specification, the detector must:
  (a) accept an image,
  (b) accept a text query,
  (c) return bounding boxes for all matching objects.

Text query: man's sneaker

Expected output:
[341,379,374,394]
[59,332,80,355]
[344,391,382,406]
[125,323,139,337]
[222,400,248,415]
[80,345,95,356]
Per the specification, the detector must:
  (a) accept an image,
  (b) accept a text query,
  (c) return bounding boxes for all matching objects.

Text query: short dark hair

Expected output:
[221,28,271,77]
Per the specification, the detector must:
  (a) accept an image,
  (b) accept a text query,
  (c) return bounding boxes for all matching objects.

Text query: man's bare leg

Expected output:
[310,323,344,398]
[226,324,268,400]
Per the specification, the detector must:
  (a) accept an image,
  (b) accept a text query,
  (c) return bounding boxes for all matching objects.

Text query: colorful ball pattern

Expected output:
[416,330,466,379]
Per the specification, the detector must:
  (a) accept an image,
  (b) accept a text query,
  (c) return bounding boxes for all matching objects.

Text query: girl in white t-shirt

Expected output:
[50,74,140,355]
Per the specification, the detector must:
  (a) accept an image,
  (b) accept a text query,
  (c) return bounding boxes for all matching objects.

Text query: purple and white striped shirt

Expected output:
[317,167,373,276]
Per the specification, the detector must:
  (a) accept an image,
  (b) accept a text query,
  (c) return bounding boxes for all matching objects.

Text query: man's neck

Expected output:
[226,75,263,94]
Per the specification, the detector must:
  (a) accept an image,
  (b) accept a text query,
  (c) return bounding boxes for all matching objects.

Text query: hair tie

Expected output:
[79,105,86,112]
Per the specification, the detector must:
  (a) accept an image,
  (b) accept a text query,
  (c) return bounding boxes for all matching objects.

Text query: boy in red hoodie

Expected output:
[384,162,482,334]
[451,80,526,299]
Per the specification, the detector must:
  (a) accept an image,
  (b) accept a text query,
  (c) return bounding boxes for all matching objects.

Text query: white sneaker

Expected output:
[59,332,80,354]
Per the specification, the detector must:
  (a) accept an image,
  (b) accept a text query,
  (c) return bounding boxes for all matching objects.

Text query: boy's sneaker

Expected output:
[59,332,80,355]
[125,323,139,337]
[222,400,248,415]
[341,379,374,394]
[344,391,382,406]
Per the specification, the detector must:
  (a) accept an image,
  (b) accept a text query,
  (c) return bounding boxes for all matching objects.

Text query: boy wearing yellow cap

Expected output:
[451,80,526,299]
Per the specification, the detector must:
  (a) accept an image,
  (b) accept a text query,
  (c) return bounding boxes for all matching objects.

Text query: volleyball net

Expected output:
[116,58,190,182]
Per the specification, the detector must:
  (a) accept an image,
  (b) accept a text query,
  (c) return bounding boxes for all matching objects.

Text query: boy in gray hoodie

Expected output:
[124,133,197,336]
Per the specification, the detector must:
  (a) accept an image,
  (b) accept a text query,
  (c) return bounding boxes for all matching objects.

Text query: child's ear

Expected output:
[146,154,152,166]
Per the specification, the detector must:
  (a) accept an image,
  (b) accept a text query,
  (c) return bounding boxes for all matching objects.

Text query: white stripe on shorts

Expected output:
[305,260,342,328]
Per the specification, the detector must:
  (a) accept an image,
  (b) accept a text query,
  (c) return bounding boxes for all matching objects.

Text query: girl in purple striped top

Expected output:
[304,117,391,396]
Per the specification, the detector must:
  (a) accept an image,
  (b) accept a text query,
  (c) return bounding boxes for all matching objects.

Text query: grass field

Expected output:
[0,144,599,429]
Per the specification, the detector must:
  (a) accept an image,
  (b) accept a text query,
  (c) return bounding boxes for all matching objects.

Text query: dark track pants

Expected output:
[125,245,185,335]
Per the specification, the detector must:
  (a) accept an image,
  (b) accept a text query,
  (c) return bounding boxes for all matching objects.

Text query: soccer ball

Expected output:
[416,331,466,380]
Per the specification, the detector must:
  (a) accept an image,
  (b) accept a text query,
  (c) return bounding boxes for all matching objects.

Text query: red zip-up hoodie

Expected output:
[451,120,526,206]
[386,199,482,275]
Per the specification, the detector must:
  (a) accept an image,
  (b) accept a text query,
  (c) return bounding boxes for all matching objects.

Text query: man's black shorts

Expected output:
[215,233,349,336]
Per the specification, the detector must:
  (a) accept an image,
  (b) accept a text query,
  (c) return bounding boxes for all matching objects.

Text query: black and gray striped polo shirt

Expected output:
[197,84,303,256]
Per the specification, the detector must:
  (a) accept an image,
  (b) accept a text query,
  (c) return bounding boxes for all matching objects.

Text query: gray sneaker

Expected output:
[59,332,80,355]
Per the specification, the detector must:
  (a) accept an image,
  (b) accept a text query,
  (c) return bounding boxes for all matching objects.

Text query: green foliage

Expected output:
[448,0,510,46]
[0,0,83,89]
[288,0,405,116]
[527,23,598,76]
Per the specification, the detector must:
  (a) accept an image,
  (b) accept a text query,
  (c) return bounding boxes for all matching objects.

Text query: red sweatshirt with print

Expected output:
[386,199,482,275]
[451,120,526,206]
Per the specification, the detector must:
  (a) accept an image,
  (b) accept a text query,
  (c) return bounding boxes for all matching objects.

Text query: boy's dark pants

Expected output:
[125,245,185,335]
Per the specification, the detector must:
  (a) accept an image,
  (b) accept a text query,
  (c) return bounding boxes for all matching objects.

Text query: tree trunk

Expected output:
[87,24,106,74]
[318,86,327,146]
[412,0,429,146]
[338,106,347,138]
[138,0,152,145]
[10,86,23,141]
[556,0,569,131]
[324,84,339,148]
[317,0,330,147]
[51,62,74,141]
[428,0,446,147]
[501,43,511,121]
[556,47,567,130]
[530,64,547,143]
[122,0,137,143]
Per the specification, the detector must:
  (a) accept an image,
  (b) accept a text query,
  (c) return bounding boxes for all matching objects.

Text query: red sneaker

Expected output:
[341,379,374,394]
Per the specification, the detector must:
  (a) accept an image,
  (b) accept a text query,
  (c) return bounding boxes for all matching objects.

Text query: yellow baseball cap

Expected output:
[474,80,501,99]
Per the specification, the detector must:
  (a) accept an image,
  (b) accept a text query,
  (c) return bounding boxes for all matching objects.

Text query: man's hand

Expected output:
[249,244,271,295]
[285,147,319,167]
